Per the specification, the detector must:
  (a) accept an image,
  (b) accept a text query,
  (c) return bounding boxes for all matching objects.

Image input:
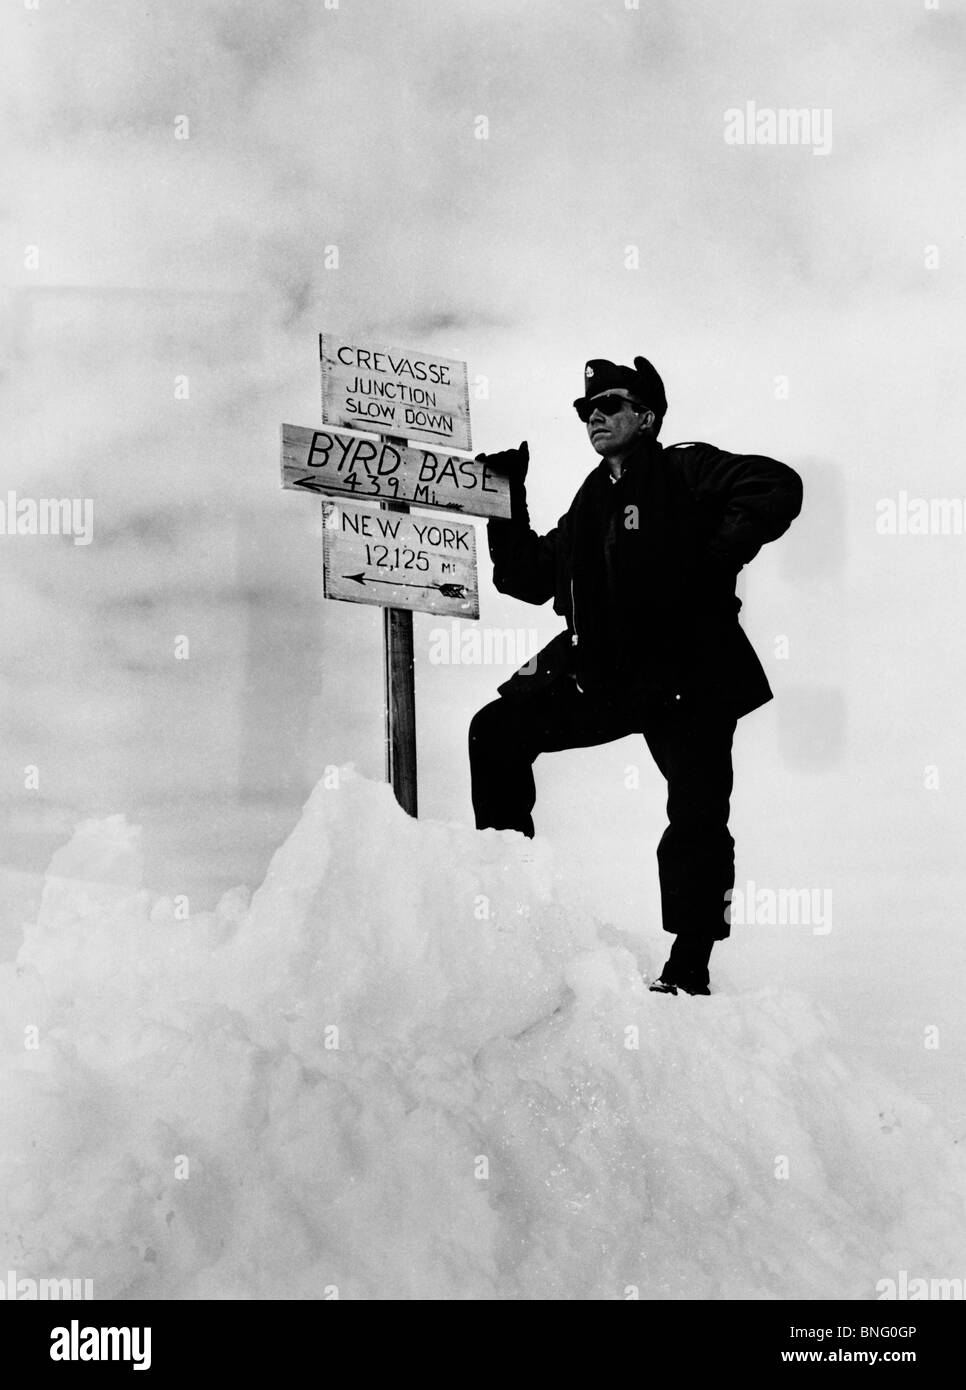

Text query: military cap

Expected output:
[573,356,668,418]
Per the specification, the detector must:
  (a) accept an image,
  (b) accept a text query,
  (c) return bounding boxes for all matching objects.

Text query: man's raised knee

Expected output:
[468,698,510,752]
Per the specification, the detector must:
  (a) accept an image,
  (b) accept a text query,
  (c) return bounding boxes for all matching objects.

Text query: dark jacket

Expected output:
[487,437,803,719]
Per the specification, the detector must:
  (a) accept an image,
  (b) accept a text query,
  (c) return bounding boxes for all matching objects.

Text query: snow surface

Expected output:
[2,770,966,1300]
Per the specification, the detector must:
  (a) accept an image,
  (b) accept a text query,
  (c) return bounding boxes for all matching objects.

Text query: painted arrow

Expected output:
[343,573,469,599]
[291,474,330,493]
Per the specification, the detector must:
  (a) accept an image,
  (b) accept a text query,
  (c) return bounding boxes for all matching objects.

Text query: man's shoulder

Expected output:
[662,440,734,473]
[663,439,721,455]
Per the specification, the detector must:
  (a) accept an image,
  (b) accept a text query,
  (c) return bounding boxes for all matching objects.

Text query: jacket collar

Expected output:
[593,433,663,483]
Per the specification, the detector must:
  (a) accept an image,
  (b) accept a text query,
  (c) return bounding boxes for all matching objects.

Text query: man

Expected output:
[469,355,803,995]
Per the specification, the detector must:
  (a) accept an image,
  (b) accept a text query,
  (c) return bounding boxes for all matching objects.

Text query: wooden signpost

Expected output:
[280,424,510,519]
[280,331,511,819]
[320,333,473,452]
[322,500,479,619]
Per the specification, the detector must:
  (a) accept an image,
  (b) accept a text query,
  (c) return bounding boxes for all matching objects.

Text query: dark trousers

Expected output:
[469,679,738,942]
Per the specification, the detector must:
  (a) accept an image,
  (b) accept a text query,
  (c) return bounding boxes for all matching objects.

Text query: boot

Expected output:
[648,930,716,996]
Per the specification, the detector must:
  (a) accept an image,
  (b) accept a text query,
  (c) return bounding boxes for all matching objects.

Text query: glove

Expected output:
[475,440,529,505]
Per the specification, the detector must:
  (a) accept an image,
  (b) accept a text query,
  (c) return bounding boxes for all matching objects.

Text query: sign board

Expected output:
[322,500,479,619]
[281,424,510,519]
[320,333,472,452]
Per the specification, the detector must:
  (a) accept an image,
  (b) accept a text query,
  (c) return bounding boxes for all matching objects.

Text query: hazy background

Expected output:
[3,1,965,1126]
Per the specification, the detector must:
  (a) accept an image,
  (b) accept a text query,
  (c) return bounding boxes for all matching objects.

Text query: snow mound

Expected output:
[2,771,965,1300]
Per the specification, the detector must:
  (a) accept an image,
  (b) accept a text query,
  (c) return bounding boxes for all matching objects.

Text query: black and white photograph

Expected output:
[3,0,965,1350]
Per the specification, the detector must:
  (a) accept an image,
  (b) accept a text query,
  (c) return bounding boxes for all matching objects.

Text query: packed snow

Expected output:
[2,770,965,1300]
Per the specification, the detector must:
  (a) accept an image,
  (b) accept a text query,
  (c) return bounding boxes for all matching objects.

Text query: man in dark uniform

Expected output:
[469,355,803,995]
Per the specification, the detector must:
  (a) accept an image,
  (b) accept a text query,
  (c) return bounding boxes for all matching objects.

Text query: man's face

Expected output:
[584,390,648,457]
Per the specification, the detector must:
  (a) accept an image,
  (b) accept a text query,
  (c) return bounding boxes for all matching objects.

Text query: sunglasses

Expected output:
[574,393,643,423]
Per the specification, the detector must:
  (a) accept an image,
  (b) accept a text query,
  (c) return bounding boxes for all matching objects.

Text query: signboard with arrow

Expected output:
[281,423,510,519]
[321,499,479,619]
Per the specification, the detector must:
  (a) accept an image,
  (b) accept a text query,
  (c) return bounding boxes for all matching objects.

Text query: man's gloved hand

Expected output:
[475,441,530,521]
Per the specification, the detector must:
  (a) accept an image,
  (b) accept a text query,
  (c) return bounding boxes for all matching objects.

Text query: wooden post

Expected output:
[381,435,417,817]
